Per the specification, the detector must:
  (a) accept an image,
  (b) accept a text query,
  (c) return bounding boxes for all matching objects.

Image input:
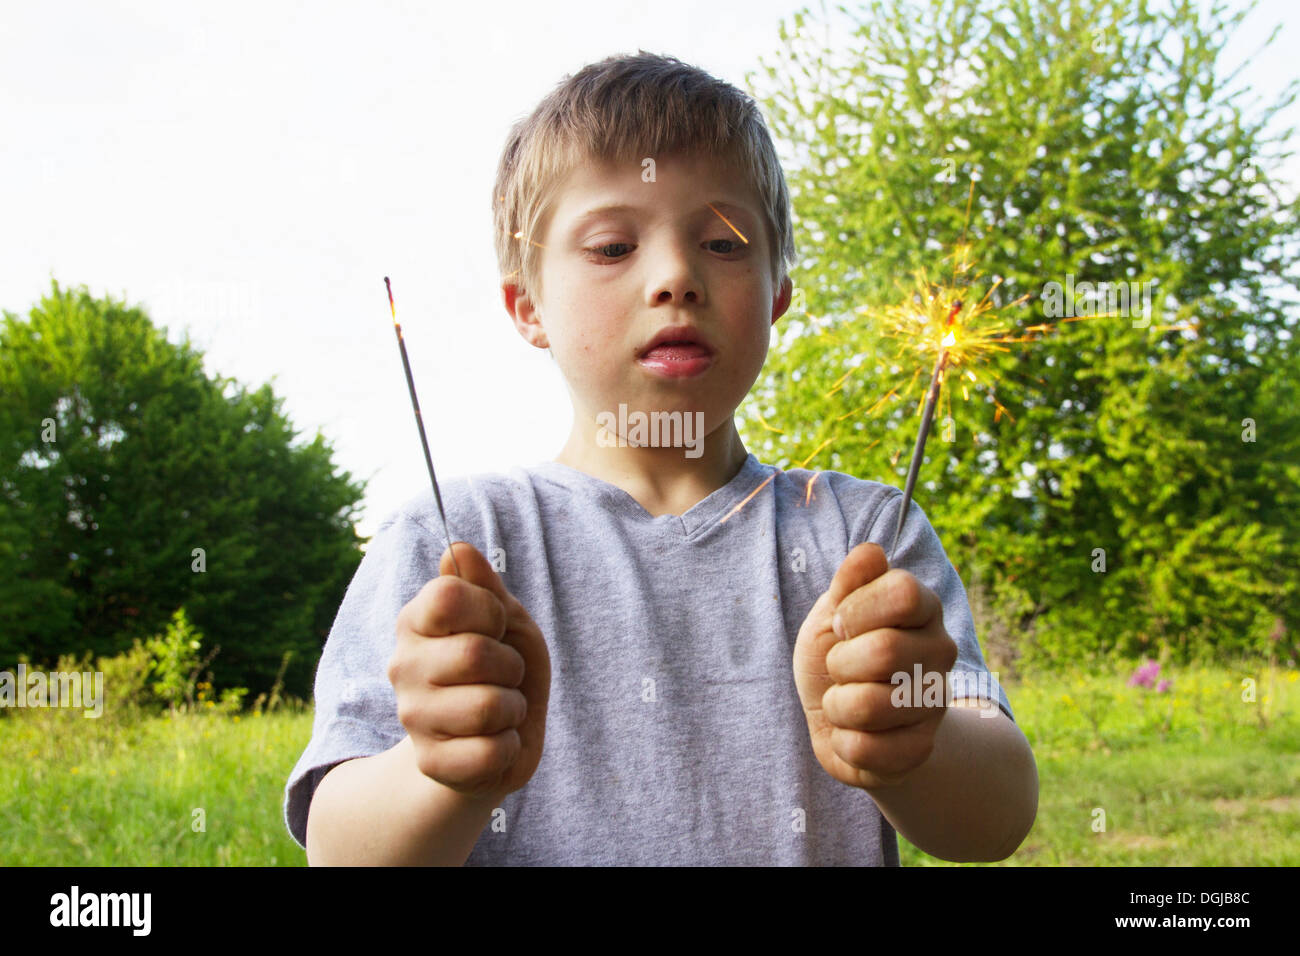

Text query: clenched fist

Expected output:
[793,542,958,790]
[387,542,550,800]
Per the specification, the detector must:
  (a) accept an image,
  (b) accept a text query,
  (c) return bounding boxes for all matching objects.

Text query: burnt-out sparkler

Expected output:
[384,277,462,578]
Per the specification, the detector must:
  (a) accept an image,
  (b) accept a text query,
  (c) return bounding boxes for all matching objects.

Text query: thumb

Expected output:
[791,541,892,767]
[827,542,890,610]
[794,542,891,685]
[438,541,508,607]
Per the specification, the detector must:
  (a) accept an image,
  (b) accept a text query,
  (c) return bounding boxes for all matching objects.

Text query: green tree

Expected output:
[744,0,1300,669]
[0,280,366,697]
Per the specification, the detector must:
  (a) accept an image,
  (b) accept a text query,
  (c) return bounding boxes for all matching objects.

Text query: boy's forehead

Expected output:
[551,153,762,226]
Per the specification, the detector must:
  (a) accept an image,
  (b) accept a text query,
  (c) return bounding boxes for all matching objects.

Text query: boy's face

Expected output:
[504,151,792,446]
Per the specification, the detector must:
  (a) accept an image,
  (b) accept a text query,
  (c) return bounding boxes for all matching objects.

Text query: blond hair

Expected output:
[491,51,797,306]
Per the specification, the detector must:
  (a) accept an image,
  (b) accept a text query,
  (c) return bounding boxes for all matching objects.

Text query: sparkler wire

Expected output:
[888,350,947,563]
[384,277,462,578]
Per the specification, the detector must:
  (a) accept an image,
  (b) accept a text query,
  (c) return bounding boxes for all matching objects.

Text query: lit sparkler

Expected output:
[384,277,462,578]
[886,299,963,560]
[790,178,1111,556]
[867,240,1191,560]
[854,179,1077,561]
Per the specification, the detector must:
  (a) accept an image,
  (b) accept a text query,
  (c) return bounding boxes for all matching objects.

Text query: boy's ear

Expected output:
[502,281,549,349]
[771,275,794,325]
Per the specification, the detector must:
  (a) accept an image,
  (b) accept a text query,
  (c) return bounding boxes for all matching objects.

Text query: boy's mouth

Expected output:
[637,326,715,378]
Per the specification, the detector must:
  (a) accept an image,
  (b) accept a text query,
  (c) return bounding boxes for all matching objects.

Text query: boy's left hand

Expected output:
[793,542,958,791]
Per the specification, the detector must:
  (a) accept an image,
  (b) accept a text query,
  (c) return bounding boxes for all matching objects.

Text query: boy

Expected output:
[285,51,1038,865]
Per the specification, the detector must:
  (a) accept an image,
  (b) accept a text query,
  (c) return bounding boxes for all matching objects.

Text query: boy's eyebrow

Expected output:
[566,200,757,235]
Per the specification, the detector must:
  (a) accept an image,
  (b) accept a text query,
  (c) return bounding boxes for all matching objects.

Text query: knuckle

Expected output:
[828,684,854,724]
[820,683,838,717]
[876,628,907,664]
[504,728,523,763]
[824,642,847,681]
[395,697,418,732]
[505,646,527,687]
[840,681,864,711]
[426,577,466,633]
[412,744,438,780]
[890,570,921,611]
[487,595,509,640]
[416,743,458,784]
[471,733,514,779]
[863,686,893,723]
[474,687,504,730]
[841,729,873,768]
[491,729,521,764]
[498,690,522,729]
[455,633,492,678]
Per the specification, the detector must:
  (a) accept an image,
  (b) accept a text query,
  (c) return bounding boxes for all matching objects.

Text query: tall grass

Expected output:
[2,662,1295,865]
[899,662,1300,865]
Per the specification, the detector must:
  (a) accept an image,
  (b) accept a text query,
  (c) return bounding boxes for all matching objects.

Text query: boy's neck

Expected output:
[553,420,750,518]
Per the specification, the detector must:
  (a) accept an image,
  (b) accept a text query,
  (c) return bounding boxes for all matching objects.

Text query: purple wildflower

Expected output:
[1128,659,1160,688]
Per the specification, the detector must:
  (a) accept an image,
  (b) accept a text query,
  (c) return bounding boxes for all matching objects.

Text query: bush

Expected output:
[137,607,248,717]
[94,640,154,722]
[144,608,205,713]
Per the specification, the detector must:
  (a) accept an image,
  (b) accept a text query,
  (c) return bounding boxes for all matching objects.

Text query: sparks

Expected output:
[868,271,1035,560]
[858,178,1089,560]
[707,202,750,245]
[718,473,775,524]
[509,225,548,250]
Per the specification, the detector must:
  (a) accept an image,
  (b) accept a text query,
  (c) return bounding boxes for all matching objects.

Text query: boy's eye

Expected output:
[587,242,634,259]
[583,239,743,261]
[706,239,741,254]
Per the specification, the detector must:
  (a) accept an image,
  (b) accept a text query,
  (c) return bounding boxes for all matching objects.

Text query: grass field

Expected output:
[2,662,1296,865]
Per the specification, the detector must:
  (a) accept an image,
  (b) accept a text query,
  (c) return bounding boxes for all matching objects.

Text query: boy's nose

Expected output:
[655,286,699,304]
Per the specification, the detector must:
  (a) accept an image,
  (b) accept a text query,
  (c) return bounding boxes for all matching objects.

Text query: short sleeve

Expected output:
[282,508,445,850]
[855,491,1015,723]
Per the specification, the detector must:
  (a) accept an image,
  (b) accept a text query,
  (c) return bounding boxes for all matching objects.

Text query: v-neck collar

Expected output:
[527,453,773,540]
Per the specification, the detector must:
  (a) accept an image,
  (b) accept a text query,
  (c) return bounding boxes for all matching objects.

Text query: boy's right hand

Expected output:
[388,541,550,801]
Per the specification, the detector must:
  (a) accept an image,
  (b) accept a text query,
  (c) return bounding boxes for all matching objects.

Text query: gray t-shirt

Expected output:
[284,452,1013,865]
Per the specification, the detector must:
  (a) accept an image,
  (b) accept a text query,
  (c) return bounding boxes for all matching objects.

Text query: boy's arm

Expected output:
[863,699,1038,862]
[305,735,497,866]
[793,537,1038,864]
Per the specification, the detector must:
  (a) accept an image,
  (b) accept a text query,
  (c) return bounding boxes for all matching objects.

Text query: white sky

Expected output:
[3,0,1295,538]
